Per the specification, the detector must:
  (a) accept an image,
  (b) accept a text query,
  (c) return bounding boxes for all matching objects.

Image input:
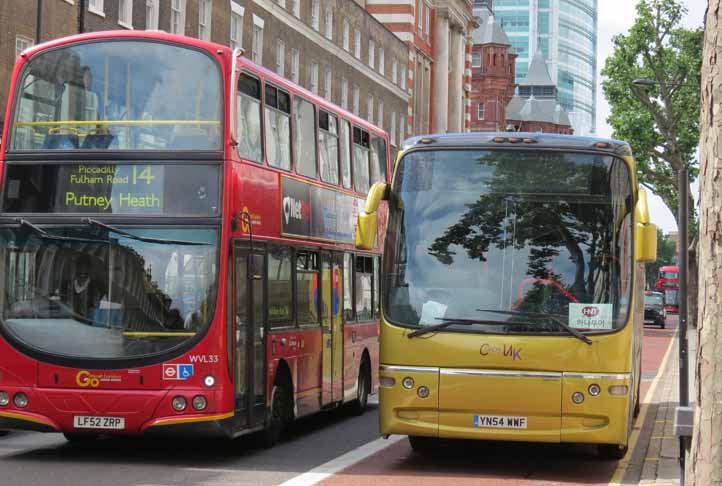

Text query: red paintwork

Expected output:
[0,31,385,435]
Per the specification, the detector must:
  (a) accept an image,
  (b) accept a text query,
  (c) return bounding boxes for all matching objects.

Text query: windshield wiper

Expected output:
[476,308,593,345]
[407,317,518,339]
[82,218,210,246]
[15,218,106,244]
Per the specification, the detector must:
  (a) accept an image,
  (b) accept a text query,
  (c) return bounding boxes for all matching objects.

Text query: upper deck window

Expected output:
[11,40,222,152]
[319,110,339,185]
[293,96,317,179]
[264,84,291,170]
[353,126,370,193]
[237,73,263,163]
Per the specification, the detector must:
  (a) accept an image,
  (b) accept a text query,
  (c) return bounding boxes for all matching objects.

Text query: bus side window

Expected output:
[294,96,318,178]
[319,110,339,185]
[296,251,320,326]
[353,127,370,193]
[343,253,354,322]
[370,135,387,185]
[355,256,373,321]
[340,119,352,189]
[268,246,293,328]
[264,84,291,170]
[237,73,263,163]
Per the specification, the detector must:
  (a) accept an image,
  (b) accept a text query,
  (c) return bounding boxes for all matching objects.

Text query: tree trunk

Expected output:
[688,1,722,484]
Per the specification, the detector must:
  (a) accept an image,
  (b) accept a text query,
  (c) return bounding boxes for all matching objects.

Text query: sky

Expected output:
[595,0,707,233]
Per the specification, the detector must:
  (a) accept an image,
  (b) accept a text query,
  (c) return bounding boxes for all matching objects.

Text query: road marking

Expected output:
[608,328,678,486]
[278,435,405,486]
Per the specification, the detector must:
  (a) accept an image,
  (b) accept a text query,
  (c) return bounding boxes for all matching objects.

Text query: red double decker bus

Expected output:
[0,30,388,444]
[655,265,679,313]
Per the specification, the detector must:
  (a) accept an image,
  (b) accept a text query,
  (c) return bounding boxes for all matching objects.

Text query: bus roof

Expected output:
[401,132,633,157]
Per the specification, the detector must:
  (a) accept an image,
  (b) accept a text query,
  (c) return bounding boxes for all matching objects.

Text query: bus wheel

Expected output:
[258,383,291,448]
[633,376,641,418]
[63,433,98,444]
[597,443,628,460]
[408,435,438,452]
[349,360,370,416]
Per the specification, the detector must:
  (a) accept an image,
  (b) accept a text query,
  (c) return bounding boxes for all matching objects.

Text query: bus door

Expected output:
[321,253,344,405]
[233,244,267,428]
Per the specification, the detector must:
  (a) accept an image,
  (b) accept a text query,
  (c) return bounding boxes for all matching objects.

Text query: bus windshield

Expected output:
[0,226,218,360]
[384,149,634,335]
[11,40,222,151]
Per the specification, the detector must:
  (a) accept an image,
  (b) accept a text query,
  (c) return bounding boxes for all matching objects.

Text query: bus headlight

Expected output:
[171,396,187,411]
[402,377,415,389]
[0,391,9,406]
[571,392,584,404]
[608,385,629,396]
[588,384,601,396]
[192,395,208,411]
[14,392,28,408]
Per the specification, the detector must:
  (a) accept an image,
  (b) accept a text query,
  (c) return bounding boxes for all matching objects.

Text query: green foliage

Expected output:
[645,228,678,286]
[601,0,702,227]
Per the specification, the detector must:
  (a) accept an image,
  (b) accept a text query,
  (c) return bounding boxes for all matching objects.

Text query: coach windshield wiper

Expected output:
[476,309,593,345]
[407,317,514,339]
[82,218,210,246]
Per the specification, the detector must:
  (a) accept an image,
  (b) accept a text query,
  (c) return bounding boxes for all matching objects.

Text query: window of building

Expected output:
[478,102,485,120]
[366,94,374,123]
[146,0,159,30]
[323,67,332,100]
[370,134,386,185]
[390,112,396,145]
[311,0,320,31]
[296,251,320,325]
[319,110,339,185]
[354,30,361,59]
[236,73,263,163]
[88,0,104,16]
[292,0,300,17]
[251,16,264,64]
[268,247,293,327]
[276,39,285,76]
[265,84,291,170]
[15,36,33,58]
[341,78,349,110]
[324,7,333,40]
[343,20,350,51]
[291,48,300,83]
[392,60,398,84]
[399,116,405,144]
[277,0,286,8]
[340,119,352,189]
[294,96,318,178]
[472,51,481,67]
[417,0,423,35]
[368,40,375,69]
[118,0,132,27]
[309,62,319,94]
[425,4,430,41]
[377,101,384,128]
[352,85,360,115]
[378,48,385,75]
[170,0,185,35]
[400,67,406,91]
[353,126,370,193]
[230,3,244,50]
[343,253,354,321]
[355,256,373,321]
[198,0,212,40]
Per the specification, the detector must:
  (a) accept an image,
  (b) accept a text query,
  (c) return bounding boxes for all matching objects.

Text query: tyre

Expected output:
[348,360,370,416]
[633,377,641,418]
[408,435,438,452]
[258,383,292,448]
[598,443,628,460]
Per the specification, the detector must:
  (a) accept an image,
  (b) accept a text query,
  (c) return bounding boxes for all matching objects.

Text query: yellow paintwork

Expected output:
[355,182,388,250]
[635,190,658,263]
[373,145,650,448]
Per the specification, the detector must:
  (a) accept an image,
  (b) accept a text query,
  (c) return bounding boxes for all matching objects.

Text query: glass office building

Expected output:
[493,0,597,135]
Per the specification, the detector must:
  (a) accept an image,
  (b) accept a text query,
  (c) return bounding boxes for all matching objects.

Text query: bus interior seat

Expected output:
[41,133,79,149]
[81,133,116,149]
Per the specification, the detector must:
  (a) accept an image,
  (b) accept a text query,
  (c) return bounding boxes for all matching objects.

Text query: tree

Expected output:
[688,2,722,484]
[602,0,702,226]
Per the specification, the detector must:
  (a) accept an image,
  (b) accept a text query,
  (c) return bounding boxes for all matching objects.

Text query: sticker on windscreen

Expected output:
[568,303,613,330]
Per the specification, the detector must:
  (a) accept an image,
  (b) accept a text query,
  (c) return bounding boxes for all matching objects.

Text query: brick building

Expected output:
[0,0,410,155]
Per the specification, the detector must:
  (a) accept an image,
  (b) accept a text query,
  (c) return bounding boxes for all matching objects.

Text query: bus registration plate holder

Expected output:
[73,415,125,430]
[473,415,528,429]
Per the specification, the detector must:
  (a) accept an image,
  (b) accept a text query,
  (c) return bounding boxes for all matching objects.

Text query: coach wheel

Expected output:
[349,359,370,416]
[258,383,292,448]
[633,371,641,418]
[408,435,438,453]
[63,433,99,444]
[597,443,628,460]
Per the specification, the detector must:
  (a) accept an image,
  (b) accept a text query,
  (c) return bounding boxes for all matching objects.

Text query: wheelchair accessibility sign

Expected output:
[162,363,194,380]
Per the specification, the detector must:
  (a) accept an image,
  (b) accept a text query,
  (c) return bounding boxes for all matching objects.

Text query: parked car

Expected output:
[644,291,666,328]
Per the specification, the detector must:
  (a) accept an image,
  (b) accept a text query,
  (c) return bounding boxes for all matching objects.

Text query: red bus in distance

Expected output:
[0,30,388,445]
[655,265,679,313]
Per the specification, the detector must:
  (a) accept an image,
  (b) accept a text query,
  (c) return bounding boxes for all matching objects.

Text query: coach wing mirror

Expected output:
[355,182,388,250]
[635,190,657,263]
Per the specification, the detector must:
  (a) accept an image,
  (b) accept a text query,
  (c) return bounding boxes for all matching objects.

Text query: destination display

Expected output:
[3,163,220,215]
[281,177,365,243]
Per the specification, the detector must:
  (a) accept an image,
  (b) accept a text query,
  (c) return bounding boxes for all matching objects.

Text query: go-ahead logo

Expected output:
[76,370,101,388]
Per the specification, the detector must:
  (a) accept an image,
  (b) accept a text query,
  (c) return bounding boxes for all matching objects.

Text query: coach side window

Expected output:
[370,135,387,185]
[237,73,263,163]
[353,127,370,193]
[340,119,352,189]
[296,251,320,325]
[268,247,293,328]
[294,96,318,178]
[319,110,339,185]
[355,255,373,321]
[265,84,291,170]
